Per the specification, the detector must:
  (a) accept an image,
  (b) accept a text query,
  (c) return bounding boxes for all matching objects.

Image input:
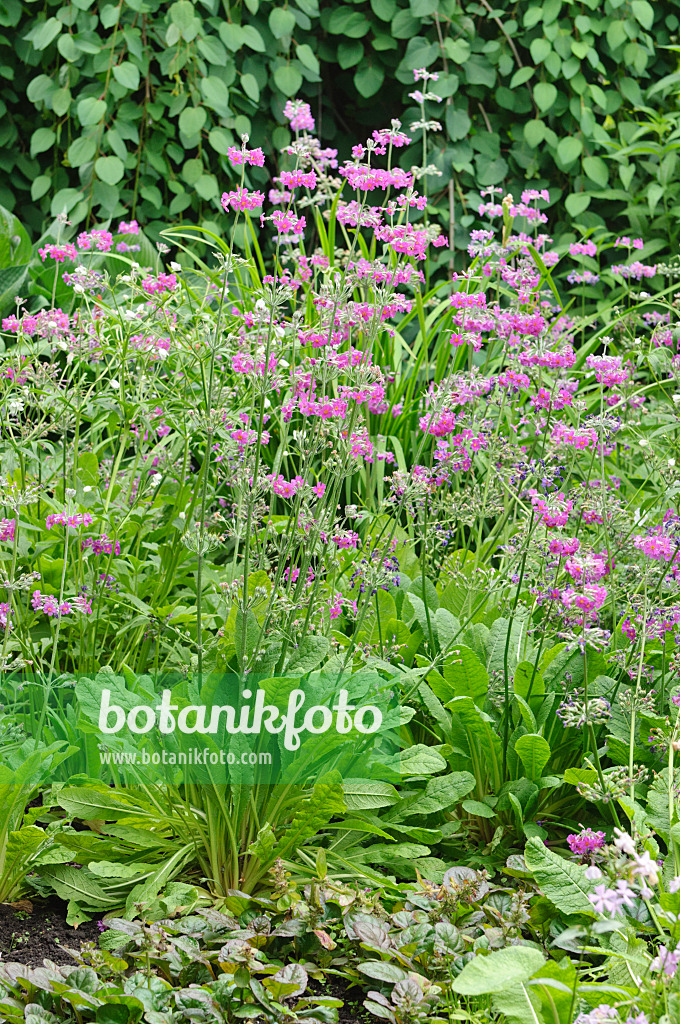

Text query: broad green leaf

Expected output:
[452,945,546,995]
[179,105,207,136]
[524,837,596,916]
[78,97,107,125]
[296,43,319,73]
[556,136,583,167]
[514,734,551,780]
[533,82,557,112]
[354,63,384,98]
[30,128,55,157]
[113,61,140,91]
[269,7,296,37]
[201,76,230,116]
[95,156,124,185]
[343,780,400,810]
[274,64,303,96]
[443,645,488,705]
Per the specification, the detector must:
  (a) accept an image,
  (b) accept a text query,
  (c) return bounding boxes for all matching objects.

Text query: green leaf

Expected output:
[583,155,608,188]
[524,837,596,916]
[30,128,55,157]
[78,97,106,126]
[201,76,230,116]
[113,62,140,91]
[328,8,369,35]
[178,106,207,136]
[241,25,266,50]
[296,43,319,73]
[510,67,534,88]
[529,38,551,63]
[343,780,400,810]
[354,62,384,98]
[287,635,330,674]
[462,799,495,818]
[632,0,654,29]
[358,962,408,983]
[51,87,71,116]
[514,734,551,780]
[95,156,124,186]
[273,64,303,96]
[29,17,61,50]
[269,8,296,37]
[209,128,233,155]
[452,945,546,995]
[197,35,227,64]
[443,646,489,705]
[556,136,583,167]
[446,106,471,141]
[241,72,260,102]
[524,119,546,147]
[533,82,557,112]
[31,176,51,201]
[68,136,97,167]
[565,193,591,217]
[410,0,438,14]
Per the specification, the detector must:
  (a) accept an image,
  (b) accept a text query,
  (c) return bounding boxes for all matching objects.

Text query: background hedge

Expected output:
[1,0,680,256]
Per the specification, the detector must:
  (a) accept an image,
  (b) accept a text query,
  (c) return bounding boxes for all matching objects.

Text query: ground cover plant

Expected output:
[2,77,680,1023]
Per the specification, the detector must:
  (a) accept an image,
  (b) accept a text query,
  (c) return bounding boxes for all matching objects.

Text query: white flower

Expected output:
[613,828,636,856]
[110,379,120,390]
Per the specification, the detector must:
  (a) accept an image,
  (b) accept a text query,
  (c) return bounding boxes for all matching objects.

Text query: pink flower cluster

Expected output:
[81,534,121,556]
[141,273,177,295]
[221,188,265,212]
[227,145,265,167]
[31,591,93,617]
[38,243,77,263]
[567,828,606,858]
[0,518,15,543]
[46,511,94,530]
[529,490,573,528]
[77,230,113,252]
[283,100,315,132]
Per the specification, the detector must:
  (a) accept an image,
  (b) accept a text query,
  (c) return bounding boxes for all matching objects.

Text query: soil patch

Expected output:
[0,897,101,967]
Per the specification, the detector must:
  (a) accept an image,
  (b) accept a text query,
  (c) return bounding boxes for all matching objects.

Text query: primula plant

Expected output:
[3,70,680,1024]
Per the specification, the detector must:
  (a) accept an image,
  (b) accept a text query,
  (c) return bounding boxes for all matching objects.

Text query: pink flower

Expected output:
[567,828,606,858]
[283,100,315,132]
[227,145,265,167]
[77,229,113,252]
[0,518,15,543]
[117,219,139,235]
[38,244,77,263]
[221,188,265,212]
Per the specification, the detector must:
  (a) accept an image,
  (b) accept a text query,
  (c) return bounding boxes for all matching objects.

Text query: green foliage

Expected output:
[1,0,679,251]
